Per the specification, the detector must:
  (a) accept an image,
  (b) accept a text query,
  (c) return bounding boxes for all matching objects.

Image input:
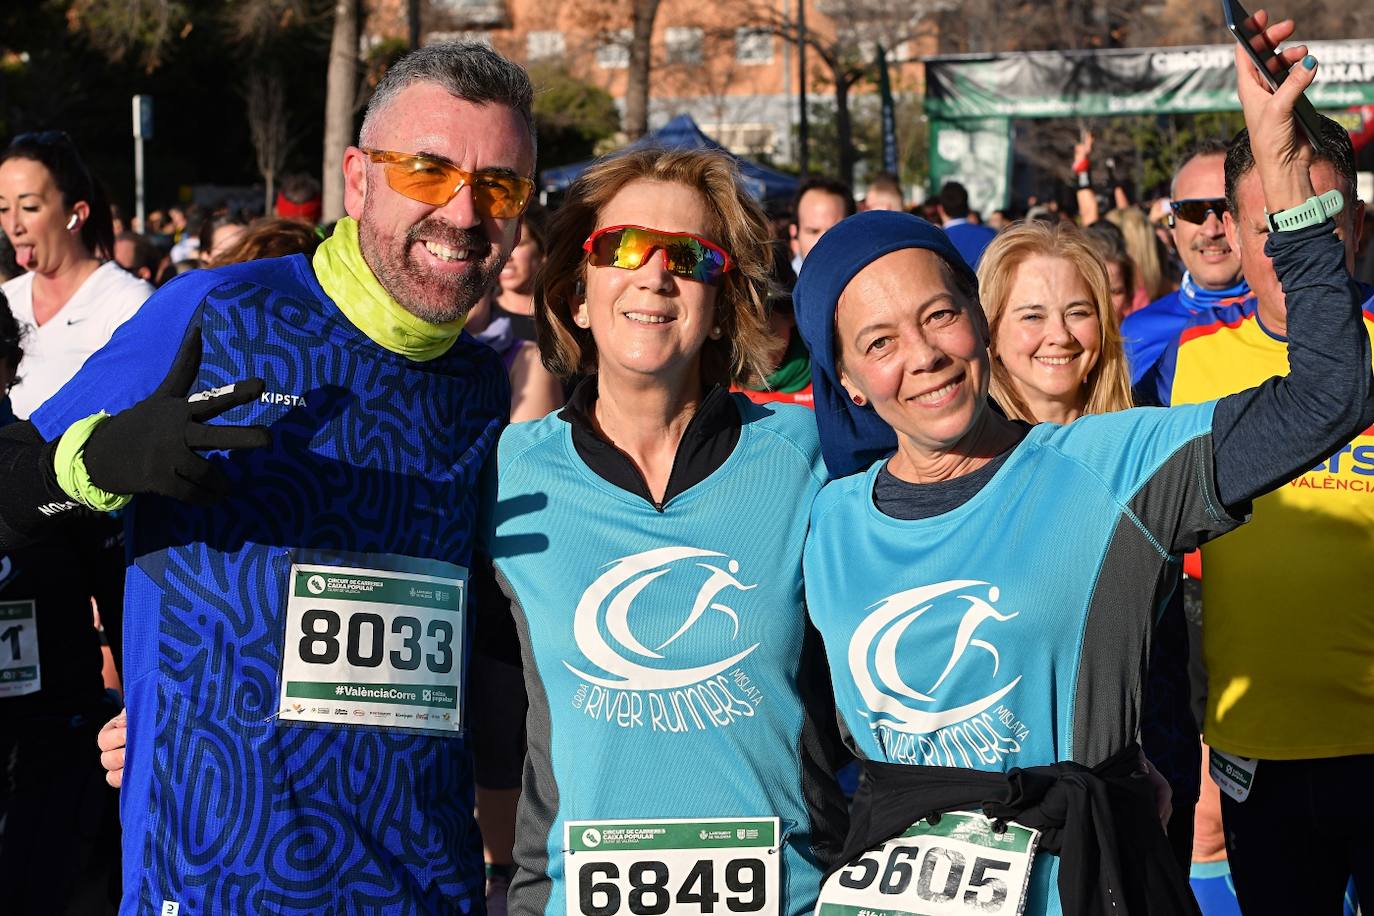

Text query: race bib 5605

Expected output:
[815,812,1038,916]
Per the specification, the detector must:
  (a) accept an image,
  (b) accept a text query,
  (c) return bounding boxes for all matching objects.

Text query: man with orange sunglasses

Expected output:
[0,42,536,915]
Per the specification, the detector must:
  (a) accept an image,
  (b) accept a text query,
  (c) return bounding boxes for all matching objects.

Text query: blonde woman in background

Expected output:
[976,219,1133,424]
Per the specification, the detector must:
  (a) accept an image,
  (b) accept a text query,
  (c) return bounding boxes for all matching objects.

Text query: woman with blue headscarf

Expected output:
[793,20,1370,916]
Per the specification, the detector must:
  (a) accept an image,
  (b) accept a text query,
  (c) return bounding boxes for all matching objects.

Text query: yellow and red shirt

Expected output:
[1171,298,1374,760]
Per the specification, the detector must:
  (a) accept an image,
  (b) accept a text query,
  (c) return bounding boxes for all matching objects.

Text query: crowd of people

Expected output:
[0,10,1370,916]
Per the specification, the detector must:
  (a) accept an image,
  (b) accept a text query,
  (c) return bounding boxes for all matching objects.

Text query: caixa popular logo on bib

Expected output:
[566,546,764,733]
[851,580,1031,767]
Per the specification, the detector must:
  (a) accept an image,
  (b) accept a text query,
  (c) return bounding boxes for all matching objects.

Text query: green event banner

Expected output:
[929,117,1011,217]
[925,39,1374,120]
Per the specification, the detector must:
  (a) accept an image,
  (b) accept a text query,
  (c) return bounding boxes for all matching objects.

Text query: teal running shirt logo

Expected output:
[566,546,765,732]
[849,580,1030,766]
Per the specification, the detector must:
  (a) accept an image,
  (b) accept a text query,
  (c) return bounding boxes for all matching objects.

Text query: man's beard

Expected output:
[358,201,506,323]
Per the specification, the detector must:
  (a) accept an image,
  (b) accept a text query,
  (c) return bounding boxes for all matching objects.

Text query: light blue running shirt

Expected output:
[804,403,1242,914]
[486,396,847,916]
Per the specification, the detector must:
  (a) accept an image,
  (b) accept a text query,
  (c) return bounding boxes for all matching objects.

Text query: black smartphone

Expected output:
[1221,0,1324,147]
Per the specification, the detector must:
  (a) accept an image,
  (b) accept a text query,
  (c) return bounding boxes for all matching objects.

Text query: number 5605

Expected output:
[837,844,1010,910]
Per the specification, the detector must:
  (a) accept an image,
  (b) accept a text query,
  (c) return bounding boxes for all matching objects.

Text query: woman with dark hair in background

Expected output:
[1082,219,1138,320]
[493,202,547,341]
[464,285,563,424]
[196,212,247,267]
[0,288,125,914]
[206,216,323,268]
[0,131,153,418]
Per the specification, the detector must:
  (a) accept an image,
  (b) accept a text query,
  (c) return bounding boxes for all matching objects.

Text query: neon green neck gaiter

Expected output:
[312,216,466,362]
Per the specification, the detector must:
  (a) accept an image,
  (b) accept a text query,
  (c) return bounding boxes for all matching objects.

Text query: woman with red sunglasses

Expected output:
[478,147,848,916]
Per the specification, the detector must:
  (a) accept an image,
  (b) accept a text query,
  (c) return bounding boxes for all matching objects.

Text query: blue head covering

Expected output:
[793,210,980,479]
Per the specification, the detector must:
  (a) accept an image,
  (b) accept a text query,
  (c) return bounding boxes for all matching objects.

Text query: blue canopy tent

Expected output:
[538,114,799,205]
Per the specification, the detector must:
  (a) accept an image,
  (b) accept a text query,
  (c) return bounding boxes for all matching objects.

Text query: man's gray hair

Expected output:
[360,42,536,152]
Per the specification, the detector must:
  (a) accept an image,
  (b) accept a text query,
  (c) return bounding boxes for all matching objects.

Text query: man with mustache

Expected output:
[1123,140,1251,407]
[0,42,534,914]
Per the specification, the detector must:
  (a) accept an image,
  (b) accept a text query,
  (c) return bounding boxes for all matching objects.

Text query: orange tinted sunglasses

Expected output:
[362,148,534,219]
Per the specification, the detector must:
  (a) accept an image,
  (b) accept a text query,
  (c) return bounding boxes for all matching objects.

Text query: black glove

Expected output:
[83,326,272,503]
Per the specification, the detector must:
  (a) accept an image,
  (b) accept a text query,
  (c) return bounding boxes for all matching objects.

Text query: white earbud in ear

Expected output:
[66,214,79,231]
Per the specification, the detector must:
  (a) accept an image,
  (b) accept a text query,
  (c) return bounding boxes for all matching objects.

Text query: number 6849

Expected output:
[577,858,767,915]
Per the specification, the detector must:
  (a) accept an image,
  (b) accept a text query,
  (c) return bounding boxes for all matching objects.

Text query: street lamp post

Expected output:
[132,95,152,233]
[797,0,809,178]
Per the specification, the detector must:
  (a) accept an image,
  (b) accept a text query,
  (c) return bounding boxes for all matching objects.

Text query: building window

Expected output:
[428,0,508,29]
[526,30,565,61]
[735,28,772,64]
[665,26,703,65]
[595,29,632,69]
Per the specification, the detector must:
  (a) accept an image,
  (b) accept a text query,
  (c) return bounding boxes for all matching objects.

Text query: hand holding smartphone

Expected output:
[1222,0,1323,147]
[1222,3,1322,214]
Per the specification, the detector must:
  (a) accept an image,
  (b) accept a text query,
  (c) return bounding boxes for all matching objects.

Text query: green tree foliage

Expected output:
[1118,111,1247,195]
[1,0,331,214]
[1013,109,1246,209]
[795,94,928,191]
[528,63,621,170]
[63,0,192,73]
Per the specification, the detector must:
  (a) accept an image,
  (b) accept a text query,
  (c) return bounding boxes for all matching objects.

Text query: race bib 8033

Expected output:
[565,817,781,916]
[815,812,1039,916]
[277,559,467,733]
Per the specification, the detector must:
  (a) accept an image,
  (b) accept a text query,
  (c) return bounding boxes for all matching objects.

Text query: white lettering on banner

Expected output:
[1150,48,1234,74]
[564,547,766,733]
[1322,62,1374,83]
[849,581,1032,757]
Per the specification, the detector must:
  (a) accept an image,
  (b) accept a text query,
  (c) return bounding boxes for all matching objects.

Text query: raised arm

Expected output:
[1209,14,1374,507]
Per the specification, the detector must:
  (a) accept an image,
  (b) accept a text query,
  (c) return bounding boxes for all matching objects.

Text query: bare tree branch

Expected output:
[245,66,294,213]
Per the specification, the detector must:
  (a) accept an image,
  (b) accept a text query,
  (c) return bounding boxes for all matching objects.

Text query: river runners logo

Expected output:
[566,546,765,732]
[850,580,1031,766]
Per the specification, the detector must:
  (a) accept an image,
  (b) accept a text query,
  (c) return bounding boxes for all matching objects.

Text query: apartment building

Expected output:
[368,0,935,164]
